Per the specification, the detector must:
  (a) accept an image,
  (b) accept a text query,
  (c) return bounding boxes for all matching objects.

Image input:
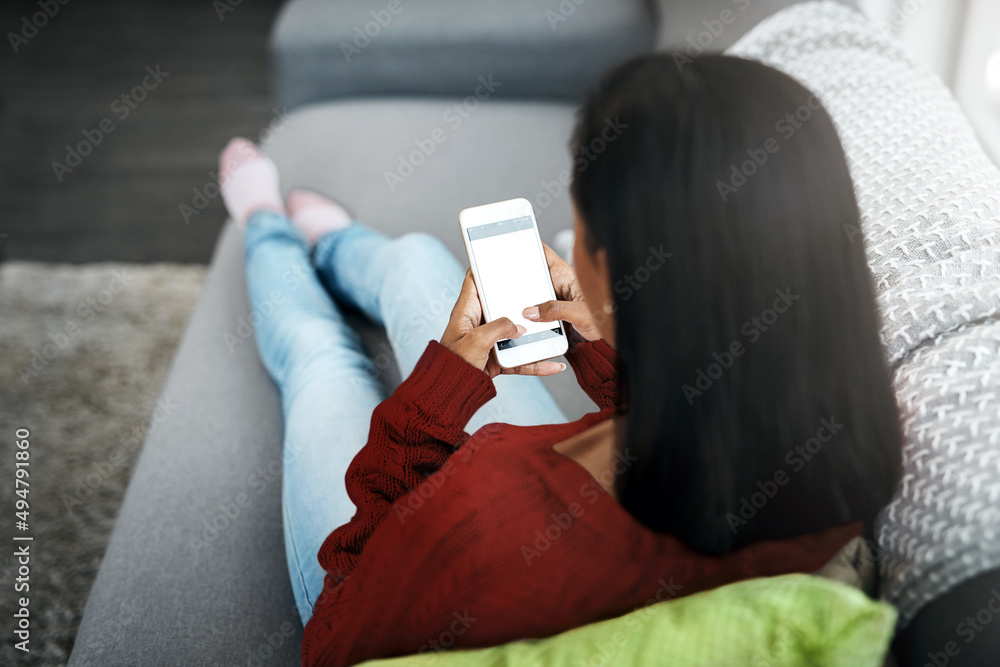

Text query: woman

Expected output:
[218,54,902,666]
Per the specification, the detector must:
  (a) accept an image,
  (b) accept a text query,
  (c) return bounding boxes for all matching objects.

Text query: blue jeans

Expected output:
[243,210,568,624]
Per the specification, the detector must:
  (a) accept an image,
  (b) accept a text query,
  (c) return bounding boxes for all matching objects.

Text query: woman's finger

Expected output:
[523,299,602,342]
[441,271,484,350]
[472,317,525,349]
[523,299,585,325]
[448,270,482,329]
[540,243,581,302]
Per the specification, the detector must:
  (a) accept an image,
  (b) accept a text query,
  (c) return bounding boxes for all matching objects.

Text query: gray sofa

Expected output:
[69,1,999,666]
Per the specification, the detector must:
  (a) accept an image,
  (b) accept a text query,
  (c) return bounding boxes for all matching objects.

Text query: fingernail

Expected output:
[558,362,566,372]
[515,324,527,336]
[523,307,540,320]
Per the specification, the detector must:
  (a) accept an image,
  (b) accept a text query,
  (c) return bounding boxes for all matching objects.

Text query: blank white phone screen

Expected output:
[467,215,563,350]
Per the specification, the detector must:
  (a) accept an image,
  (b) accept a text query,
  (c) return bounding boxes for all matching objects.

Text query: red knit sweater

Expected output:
[300,338,861,666]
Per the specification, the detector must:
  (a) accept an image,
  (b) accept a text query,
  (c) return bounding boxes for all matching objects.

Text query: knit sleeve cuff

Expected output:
[564,338,621,411]
[395,340,497,438]
[565,338,617,372]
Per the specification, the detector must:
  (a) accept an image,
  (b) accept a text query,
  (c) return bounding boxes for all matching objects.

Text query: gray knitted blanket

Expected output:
[728,1,1000,627]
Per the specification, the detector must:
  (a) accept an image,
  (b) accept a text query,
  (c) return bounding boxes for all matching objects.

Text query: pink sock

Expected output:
[218,138,285,227]
[286,189,353,246]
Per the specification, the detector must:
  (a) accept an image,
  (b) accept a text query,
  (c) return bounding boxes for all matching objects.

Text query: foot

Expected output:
[286,189,353,246]
[218,138,284,227]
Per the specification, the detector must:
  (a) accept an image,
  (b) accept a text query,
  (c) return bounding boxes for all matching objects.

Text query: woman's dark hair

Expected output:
[571,53,903,554]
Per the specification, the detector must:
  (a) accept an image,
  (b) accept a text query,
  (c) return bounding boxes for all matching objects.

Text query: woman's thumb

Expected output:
[479,317,526,346]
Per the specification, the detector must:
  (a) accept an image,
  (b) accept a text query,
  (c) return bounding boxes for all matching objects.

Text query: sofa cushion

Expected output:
[357,574,896,667]
[654,0,856,52]
[270,0,657,110]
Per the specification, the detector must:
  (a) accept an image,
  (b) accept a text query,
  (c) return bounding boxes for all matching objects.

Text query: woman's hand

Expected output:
[441,270,567,378]
[522,243,603,346]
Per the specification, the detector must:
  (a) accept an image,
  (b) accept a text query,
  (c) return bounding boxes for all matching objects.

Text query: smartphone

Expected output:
[459,198,569,369]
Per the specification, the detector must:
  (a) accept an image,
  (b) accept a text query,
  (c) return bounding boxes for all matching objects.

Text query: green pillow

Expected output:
[359,574,896,667]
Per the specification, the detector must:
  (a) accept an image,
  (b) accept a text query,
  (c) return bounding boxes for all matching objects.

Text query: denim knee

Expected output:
[388,232,453,269]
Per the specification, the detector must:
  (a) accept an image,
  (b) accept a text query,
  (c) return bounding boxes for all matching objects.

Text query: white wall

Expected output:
[953,0,1000,164]
[858,0,1000,164]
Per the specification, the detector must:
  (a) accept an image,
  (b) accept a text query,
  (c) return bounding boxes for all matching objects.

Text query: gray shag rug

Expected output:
[0,261,205,666]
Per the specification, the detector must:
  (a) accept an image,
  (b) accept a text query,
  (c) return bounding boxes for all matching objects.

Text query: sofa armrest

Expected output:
[269,0,657,110]
[68,222,302,667]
